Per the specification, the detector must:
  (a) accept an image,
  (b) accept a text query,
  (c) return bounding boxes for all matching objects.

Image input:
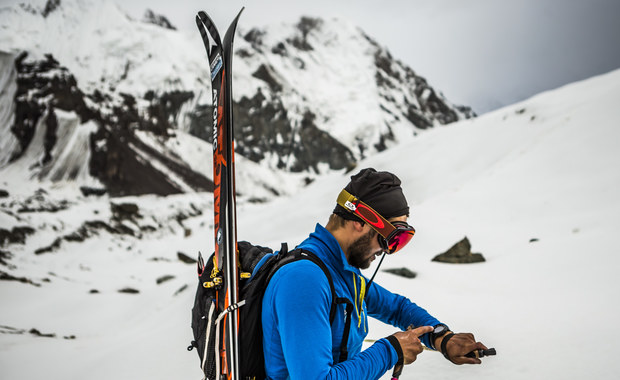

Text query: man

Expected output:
[262,168,488,379]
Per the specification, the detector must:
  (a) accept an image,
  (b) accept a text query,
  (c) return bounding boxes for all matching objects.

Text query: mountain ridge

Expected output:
[0,0,474,198]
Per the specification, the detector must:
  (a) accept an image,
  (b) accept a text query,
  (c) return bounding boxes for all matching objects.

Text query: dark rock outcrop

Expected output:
[156,275,175,284]
[0,249,12,266]
[11,53,92,162]
[0,270,40,286]
[383,267,417,278]
[142,9,177,30]
[232,92,356,172]
[0,226,36,246]
[178,252,197,264]
[432,237,486,264]
[41,0,60,18]
[9,53,213,197]
[118,287,140,294]
[111,202,140,220]
[288,17,321,51]
[79,186,107,197]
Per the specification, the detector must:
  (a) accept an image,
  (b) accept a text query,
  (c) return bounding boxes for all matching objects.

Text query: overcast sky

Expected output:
[119,0,620,114]
[11,0,620,114]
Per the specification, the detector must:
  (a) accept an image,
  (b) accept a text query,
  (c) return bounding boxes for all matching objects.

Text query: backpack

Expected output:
[188,241,354,380]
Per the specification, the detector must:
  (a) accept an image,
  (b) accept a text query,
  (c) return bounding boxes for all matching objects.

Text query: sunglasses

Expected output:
[337,189,415,254]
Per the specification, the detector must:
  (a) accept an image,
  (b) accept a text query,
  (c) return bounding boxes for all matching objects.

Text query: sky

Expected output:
[115,0,620,114]
[2,0,619,113]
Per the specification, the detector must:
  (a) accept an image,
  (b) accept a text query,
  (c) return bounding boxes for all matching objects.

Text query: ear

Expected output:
[350,220,366,233]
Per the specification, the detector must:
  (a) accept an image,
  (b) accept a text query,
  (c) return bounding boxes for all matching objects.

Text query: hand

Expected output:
[392,325,433,364]
[443,332,488,365]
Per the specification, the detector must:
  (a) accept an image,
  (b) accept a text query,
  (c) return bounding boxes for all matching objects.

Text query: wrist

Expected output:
[385,335,403,366]
[386,335,405,379]
[440,332,456,362]
[428,323,451,350]
[433,330,453,351]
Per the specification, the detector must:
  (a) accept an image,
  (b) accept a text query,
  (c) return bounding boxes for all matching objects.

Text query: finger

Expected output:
[475,341,489,351]
[415,340,425,352]
[452,335,480,349]
[410,325,433,337]
[461,341,488,356]
[459,341,482,356]
[453,355,482,365]
[404,345,425,364]
[462,357,482,365]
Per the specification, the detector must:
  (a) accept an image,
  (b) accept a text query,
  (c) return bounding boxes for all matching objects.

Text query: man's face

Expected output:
[347,229,384,269]
[347,215,409,269]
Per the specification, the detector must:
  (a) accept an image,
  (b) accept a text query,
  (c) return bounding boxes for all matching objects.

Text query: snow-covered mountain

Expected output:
[0,0,473,199]
[1,63,619,379]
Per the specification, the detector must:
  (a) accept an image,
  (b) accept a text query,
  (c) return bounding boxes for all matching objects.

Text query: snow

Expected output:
[0,106,103,194]
[132,128,310,202]
[0,0,207,95]
[0,51,18,167]
[41,111,101,184]
[2,65,620,379]
[232,17,405,155]
[0,0,466,174]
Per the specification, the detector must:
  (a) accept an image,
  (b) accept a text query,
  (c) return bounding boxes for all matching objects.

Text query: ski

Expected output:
[196,8,244,380]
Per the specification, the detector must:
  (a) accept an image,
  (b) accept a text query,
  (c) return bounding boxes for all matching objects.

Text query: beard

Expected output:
[347,229,382,269]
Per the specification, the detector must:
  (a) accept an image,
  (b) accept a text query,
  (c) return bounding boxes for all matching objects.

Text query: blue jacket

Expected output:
[261,224,441,379]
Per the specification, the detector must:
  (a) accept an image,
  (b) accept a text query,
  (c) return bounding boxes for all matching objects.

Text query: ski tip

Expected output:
[223,7,244,42]
[197,251,205,276]
[234,7,245,22]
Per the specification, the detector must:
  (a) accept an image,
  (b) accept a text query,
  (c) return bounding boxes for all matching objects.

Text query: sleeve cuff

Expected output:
[385,335,403,366]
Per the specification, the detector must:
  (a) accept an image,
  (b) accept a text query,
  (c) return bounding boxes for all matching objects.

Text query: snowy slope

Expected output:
[236,68,620,380]
[2,65,620,379]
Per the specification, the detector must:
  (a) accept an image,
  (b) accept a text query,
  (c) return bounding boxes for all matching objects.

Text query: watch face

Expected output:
[434,324,447,335]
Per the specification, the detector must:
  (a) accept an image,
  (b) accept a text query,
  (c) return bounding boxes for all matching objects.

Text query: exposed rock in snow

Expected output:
[142,9,177,30]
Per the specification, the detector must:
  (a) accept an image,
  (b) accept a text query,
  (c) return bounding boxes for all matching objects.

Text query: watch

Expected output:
[429,323,450,350]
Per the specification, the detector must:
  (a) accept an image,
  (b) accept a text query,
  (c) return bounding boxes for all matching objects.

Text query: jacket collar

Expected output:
[298,223,361,276]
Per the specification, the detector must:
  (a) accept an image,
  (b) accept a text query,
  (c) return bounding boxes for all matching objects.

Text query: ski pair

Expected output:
[195,8,243,380]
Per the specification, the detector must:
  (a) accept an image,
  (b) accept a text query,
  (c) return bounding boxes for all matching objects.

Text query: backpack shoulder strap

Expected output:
[289,248,353,364]
[289,248,338,322]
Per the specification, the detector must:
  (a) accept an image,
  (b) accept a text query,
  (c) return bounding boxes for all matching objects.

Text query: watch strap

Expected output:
[440,332,456,362]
